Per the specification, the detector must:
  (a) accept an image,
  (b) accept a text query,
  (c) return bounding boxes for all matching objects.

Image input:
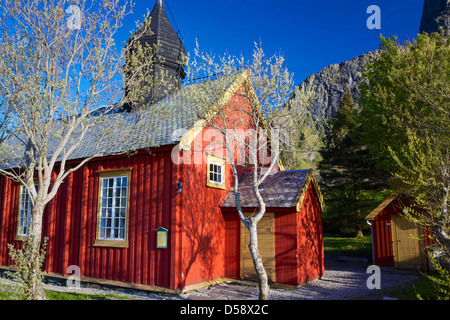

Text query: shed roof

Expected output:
[365,193,418,221]
[365,193,406,221]
[221,169,325,212]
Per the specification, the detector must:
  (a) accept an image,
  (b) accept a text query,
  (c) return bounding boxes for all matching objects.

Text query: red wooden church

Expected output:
[0,0,325,293]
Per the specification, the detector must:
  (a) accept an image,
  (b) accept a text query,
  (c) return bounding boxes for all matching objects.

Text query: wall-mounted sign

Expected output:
[155,227,168,249]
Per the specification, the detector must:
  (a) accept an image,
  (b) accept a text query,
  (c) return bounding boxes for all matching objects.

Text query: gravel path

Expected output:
[1,255,420,300]
[181,255,420,300]
[277,255,420,300]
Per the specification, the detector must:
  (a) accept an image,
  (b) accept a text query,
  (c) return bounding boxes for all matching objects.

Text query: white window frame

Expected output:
[95,169,131,248]
[17,185,34,238]
[206,154,225,189]
[209,162,223,184]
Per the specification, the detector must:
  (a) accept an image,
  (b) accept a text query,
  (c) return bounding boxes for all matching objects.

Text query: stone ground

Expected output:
[179,255,420,300]
[29,254,421,300]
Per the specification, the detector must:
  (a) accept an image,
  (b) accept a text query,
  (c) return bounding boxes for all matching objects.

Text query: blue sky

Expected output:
[117,0,425,85]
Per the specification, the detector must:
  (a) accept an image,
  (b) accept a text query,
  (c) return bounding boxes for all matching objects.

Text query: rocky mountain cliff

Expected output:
[293,0,449,128]
[294,50,378,125]
[420,0,450,35]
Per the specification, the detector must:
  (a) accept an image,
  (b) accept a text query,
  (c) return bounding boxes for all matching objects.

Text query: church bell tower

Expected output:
[124,0,186,110]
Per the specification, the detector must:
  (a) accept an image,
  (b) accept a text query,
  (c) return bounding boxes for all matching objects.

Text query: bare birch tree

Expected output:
[0,0,172,299]
[181,41,314,299]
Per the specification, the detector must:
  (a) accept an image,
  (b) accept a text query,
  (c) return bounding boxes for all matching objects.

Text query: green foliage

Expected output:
[359,30,450,298]
[318,93,391,237]
[5,237,48,300]
[359,31,449,221]
[358,31,449,191]
[419,253,450,300]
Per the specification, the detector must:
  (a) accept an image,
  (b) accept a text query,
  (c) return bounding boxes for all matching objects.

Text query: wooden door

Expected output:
[391,215,426,270]
[240,213,275,282]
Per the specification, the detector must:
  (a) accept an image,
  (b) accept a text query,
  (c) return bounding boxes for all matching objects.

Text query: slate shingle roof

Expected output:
[3,74,238,167]
[221,169,313,209]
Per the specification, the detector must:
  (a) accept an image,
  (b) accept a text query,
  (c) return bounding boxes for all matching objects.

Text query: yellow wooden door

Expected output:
[240,213,275,282]
[391,215,426,270]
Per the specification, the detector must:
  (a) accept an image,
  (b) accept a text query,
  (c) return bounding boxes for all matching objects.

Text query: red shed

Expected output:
[365,194,432,270]
[221,169,326,287]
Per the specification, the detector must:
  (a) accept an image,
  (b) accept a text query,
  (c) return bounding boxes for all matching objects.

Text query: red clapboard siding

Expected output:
[370,196,412,267]
[0,175,9,266]
[275,210,298,285]
[223,212,240,279]
[297,183,324,284]
[222,182,324,287]
[0,177,21,267]
[372,209,395,267]
[370,195,433,268]
[0,149,177,289]
[0,175,6,266]
[176,160,227,288]
[75,151,174,287]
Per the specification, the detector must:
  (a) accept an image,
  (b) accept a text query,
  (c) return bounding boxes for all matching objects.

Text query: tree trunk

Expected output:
[28,203,48,300]
[27,252,47,300]
[248,222,270,300]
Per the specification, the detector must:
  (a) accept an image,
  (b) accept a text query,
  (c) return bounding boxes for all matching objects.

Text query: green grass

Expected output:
[0,289,11,300]
[44,290,132,300]
[324,235,373,259]
[353,276,439,300]
[0,286,133,300]
[388,276,438,300]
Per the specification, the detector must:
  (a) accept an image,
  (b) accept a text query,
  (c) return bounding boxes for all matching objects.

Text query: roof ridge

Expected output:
[221,169,318,209]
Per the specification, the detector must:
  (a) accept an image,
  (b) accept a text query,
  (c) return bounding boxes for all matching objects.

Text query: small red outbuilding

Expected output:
[365,194,432,271]
[221,169,326,287]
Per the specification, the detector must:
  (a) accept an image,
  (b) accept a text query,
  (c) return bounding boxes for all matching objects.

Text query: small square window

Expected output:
[209,163,223,184]
[206,154,225,189]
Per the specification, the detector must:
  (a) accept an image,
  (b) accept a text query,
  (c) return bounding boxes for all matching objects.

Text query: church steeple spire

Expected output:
[125,0,186,109]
